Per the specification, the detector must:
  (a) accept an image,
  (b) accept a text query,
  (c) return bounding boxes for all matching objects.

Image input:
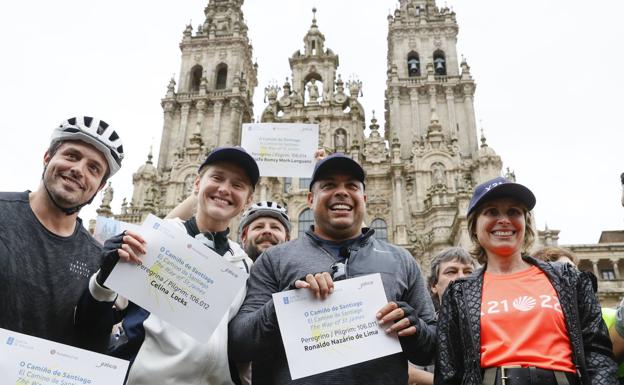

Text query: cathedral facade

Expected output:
[110,0,505,271]
[103,0,624,301]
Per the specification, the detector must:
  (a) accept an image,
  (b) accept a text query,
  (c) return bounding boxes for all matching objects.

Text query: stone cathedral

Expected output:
[106,0,504,268]
[100,0,624,301]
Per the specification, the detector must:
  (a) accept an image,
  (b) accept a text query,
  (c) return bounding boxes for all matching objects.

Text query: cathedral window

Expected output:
[216,64,228,90]
[298,209,314,238]
[299,178,311,190]
[433,50,447,75]
[190,65,203,92]
[602,269,616,281]
[407,52,420,77]
[371,218,388,242]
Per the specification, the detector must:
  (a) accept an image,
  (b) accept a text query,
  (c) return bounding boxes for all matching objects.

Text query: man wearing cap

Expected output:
[239,201,291,262]
[75,146,257,385]
[229,153,437,384]
[0,116,124,350]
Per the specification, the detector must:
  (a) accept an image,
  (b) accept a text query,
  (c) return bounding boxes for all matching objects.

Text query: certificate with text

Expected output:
[241,123,319,178]
[0,328,128,385]
[273,274,402,379]
[105,214,248,342]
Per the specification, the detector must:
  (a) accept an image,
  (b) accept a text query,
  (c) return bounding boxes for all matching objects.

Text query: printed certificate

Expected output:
[105,215,248,342]
[273,274,402,379]
[241,123,319,178]
[0,328,128,385]
[93,216,140,245]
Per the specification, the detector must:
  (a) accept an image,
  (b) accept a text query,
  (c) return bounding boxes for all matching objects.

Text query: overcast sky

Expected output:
[1,0,622,245]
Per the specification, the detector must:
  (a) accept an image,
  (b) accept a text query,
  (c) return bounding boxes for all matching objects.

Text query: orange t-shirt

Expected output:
[480,266,575,372]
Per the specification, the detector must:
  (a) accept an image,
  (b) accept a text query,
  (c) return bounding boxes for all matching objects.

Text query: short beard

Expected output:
[43,170,83,207]
[244,243,262,262]
[244,233,281,261]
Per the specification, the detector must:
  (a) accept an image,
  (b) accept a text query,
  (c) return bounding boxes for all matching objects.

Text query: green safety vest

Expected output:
[601,307,624,378]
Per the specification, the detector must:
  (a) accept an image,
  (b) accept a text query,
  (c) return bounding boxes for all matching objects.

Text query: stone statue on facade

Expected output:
[334,130,346,148]
[432,163,446,186]
[307,79,319,102]
[101,182,114,207]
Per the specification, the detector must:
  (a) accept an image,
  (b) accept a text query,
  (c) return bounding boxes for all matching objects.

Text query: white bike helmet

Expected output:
[51,116,124,177]
[239,201,291,237]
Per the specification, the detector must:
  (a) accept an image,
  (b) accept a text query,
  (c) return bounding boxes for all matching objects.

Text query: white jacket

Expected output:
[89,218,252,385]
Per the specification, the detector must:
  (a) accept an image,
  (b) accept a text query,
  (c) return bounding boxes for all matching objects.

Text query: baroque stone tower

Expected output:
[115,0,257,223]
[379,0,502,262]
[255,9,367,231]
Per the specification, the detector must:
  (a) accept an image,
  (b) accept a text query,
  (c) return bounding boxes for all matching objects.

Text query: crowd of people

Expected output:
[1,116,624,385]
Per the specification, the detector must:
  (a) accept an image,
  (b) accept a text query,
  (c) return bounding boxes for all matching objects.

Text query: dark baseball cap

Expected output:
[309,153,365,191]
[467,176,535,215]
[198,146,260,188]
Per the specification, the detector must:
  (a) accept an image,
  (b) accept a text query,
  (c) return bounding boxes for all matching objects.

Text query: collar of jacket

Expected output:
[305,225,375,252]
[183,216,231,256]
[304,226,374,247]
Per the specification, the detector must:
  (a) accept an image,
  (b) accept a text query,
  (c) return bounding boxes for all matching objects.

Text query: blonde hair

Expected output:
[467,205,535,265]
[533,246,579,266]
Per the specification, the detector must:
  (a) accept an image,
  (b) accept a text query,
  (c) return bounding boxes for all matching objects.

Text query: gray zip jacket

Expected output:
[228,227,437,385]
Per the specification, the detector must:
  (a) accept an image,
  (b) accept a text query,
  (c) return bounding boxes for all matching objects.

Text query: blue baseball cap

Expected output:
[198,146,260,188]
[309,153,365,191]
[467,176,535,215]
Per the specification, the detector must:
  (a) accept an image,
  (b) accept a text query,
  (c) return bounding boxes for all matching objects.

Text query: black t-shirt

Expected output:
[0,191,102,349]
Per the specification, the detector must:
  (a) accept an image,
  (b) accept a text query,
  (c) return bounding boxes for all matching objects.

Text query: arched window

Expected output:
[299,178,311,190]
[216,64,228,90]
[190,65,203,92]
[407,52,420,77]
[433,50,446,76]
[371,218,388,242]
[298,209,314,238]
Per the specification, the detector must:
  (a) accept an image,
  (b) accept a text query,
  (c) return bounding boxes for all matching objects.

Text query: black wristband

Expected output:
[395,301,419,328]
[96,231,126,286]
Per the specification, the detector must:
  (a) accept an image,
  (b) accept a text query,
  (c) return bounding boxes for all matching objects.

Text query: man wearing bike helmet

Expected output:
[239,201,291,261]
[0,116,124,350]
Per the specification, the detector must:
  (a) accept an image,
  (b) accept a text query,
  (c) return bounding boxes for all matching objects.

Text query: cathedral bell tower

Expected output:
[117,0,258,221]
[385,0,478,159]
[382,0,502,261]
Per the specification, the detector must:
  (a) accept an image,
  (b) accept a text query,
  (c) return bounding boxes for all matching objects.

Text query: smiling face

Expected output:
[241,217,289,261]
[42,141,108,209]
[475,197,527,261]
[307,173,367,242]
[194,162,253,232]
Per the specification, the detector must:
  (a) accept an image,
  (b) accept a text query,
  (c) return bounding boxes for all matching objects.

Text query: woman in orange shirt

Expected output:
[435,177,617,385]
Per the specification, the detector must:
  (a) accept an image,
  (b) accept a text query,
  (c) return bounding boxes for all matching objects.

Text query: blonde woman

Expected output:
[435,177,616,385]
